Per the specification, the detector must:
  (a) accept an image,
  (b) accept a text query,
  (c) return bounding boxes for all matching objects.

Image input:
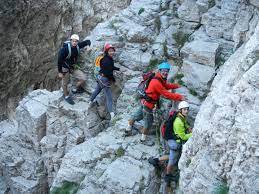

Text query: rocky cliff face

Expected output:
[0,0,258,193]
[0,0,130,120]
[179,24,259,194]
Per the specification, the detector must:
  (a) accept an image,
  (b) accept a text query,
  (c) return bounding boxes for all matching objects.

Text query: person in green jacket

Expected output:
[148,101,192,183]
[165,101,192,184]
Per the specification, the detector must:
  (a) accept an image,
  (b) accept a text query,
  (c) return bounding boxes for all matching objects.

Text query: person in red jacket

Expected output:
[125,62,184,146]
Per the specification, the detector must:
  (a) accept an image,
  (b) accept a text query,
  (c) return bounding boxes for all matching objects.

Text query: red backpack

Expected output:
[136,71,163,103]
[161,110,178,140]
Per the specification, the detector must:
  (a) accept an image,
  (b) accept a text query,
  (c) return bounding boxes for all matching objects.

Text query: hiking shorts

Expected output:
[130,105,153,130]
[63,68,86,86]
[168,139,181,166]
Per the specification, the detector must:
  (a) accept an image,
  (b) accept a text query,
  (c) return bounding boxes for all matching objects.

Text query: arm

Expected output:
[58,48,67,73]
[174,118,192,141]
[165,83,181,90]
[153,80,183,101]
[78,40,91,49]
[186,121,190,130]
[113,66,120,71]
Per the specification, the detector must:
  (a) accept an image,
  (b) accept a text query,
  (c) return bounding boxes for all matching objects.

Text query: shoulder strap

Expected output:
[145,76,164,91]
[76,45,79,55]
[152,77,165,86]
[144,76,165,104]
[66,43,80,60]
[176,114,189,130]
[95,55,104,67]
[65,42,71,60]
[176,113,185,122]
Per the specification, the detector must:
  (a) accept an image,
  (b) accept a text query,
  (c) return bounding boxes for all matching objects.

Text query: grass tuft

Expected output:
[138,8,145,15]
[51,181,80,194]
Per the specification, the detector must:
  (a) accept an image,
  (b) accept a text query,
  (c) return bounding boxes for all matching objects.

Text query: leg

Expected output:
[125,106,144,132]
[62,71,75,105]
[166,140,180,174]
[103,86,113,113]
[165,139,179,186]
[159,155,169,161]
[125,119,135,136]
[90,82,102,102]
[73,69,86,87]
[71,69,86,94]
[141,106,153,141]
[62,72,70,97]
[148,154,169,168]
[77,80,84,88]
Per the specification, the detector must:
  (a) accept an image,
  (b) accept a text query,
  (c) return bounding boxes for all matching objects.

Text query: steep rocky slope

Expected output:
[0,0,258,193]
[0,0,130,120]
[179,24,259,194]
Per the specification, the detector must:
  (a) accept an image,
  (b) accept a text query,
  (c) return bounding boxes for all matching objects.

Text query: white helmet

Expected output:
[70,34,79,41]
[178,101,189,110]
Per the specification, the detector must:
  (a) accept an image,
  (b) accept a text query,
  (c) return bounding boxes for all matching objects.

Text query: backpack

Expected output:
[161,110,179,140]
[94,54,104,75]
[63,41,80,60]
[136,71,163,103]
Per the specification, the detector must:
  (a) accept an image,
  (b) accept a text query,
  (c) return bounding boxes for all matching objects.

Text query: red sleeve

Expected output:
[153,80,183,101]
[165,83,181,90]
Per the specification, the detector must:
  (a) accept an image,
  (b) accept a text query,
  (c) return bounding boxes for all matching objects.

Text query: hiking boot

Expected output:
[88,100,96,108]
[72,87,85,94]
[171,171,180,182]
[76,86,85,94]
[140,139,155,146]
[110,112,115,120]
[72,88,77,94]
[124,124,133,137]
[126,123,133,131]
[164,173,179,184]
[124,130,132,137]
[148,157,160,168]
[64,96,75,105]
[164,174,173,185]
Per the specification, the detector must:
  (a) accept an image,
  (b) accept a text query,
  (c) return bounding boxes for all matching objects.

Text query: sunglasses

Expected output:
[160,69,170,73]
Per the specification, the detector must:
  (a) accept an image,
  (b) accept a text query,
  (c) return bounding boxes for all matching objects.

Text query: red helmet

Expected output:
[104,43,115,52]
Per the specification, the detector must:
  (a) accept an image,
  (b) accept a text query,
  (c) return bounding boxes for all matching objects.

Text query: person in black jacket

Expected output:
[89,43,120,119]
[58,34,91,105]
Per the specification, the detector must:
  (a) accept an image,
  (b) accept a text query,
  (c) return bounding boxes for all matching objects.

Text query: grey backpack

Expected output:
[63,41,80,59]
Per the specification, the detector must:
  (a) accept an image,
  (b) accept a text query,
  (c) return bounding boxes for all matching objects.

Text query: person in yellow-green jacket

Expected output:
[164,101,192,184]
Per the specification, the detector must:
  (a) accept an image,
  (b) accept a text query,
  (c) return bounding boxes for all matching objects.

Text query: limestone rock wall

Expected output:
[179,24,259,194]
[0,0,130,120]
[0,0,258,193]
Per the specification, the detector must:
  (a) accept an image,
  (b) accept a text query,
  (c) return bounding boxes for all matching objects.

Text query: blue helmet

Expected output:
[158,62,171,70]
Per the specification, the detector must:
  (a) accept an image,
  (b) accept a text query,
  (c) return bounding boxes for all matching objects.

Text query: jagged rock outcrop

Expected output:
[0,0,130,120]
[84,0,258,110]
[179,24,259,194]
[0,82,162,193]
[51,128,160,193]
[0,120,47,194]
[0,89,111,193]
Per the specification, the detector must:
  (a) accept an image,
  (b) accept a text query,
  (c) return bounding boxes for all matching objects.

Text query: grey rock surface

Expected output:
[181,40,219,67]
[0,0,259,193]
[179,24,259,194]
[51,127,160,193]
[0,0,130,120]
[182,59,215,96]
